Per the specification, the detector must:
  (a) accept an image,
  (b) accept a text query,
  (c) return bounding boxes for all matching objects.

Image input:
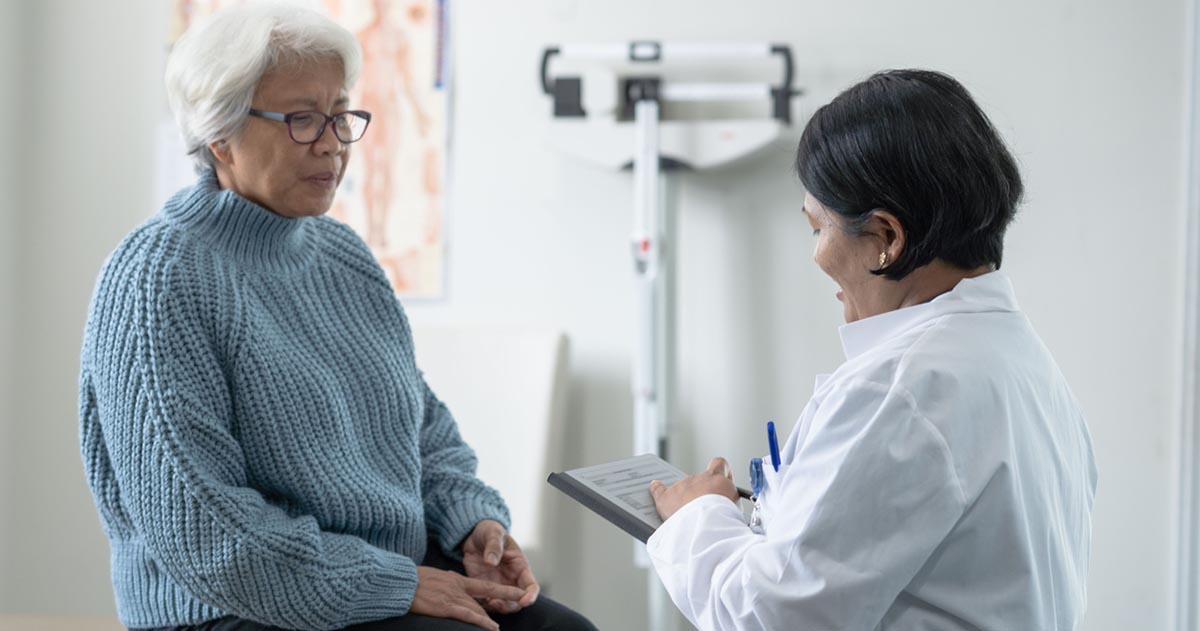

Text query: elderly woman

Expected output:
[78,5,595,631]
[646,70,1097,630]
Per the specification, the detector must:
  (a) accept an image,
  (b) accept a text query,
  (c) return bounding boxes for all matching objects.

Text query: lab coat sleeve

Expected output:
[647,378,967,631]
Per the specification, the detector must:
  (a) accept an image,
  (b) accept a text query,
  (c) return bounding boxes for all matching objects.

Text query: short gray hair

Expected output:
[165,3,363,172]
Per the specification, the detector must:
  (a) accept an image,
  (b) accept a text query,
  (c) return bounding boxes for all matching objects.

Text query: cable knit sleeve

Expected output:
[81,234,418,630]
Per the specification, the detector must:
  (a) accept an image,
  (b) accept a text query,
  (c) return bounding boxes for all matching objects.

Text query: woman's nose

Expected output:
[311,123,345,156]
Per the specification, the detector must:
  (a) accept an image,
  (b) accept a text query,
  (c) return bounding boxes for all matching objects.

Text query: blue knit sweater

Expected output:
[79,172,510,630]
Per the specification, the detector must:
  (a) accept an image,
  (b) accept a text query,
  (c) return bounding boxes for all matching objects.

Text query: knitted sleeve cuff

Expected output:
[351,547,420,621]
[425,495,512,559]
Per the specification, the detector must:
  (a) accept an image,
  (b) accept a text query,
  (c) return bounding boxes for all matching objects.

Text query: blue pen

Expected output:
[767,421,781,472]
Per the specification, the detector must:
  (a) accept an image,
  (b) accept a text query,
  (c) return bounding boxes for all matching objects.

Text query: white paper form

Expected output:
[568,454,688,529]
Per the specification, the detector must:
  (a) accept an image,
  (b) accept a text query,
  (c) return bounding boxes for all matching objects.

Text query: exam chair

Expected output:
[409,323,571,590]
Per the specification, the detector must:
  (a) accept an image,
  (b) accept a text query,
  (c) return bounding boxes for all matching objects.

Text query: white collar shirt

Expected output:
[647,272,1098,631]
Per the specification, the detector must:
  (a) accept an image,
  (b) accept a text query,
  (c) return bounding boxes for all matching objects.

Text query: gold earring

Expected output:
[878,252,889,268]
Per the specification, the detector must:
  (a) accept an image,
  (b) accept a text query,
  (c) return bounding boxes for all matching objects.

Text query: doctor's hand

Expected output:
[650,457,740,521]
[461,519,540,614]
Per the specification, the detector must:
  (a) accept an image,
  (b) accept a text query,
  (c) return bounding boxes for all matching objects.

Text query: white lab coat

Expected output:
[647,273,1097,631]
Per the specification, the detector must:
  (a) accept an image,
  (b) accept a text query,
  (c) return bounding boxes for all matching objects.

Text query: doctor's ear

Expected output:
[867,209,906,270]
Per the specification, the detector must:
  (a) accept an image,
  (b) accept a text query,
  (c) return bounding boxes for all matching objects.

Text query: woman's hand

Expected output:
[411,566,526,631]
[461,519,540,613]
[650,457,740,521]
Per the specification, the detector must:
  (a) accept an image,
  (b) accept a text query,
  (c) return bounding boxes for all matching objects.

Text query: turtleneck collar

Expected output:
[161,170,312,271]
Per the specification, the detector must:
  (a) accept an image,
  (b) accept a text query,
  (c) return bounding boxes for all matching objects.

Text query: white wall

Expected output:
[0,0,25,603]
[1176,0,1200,625]
[0,0,1189,629]
[0,0,166,615]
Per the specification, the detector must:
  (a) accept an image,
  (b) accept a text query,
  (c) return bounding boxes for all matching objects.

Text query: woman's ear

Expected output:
[208,139,233,165]
[870,209,906,266]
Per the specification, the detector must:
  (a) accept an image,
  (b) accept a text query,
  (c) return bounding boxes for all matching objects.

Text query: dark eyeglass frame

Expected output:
[247,108,373,144]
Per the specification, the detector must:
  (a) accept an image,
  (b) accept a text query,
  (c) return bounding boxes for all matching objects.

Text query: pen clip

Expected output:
[750,457,765,497]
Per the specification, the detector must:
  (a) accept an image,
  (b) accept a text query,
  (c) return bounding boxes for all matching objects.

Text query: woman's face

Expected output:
[803,192,894,324]
[212,58,351,218]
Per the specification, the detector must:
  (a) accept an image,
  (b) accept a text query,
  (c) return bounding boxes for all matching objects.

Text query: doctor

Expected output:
[647,69,1097,631]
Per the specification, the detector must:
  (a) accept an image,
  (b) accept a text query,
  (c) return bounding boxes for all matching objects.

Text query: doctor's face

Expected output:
[803,193,888,324]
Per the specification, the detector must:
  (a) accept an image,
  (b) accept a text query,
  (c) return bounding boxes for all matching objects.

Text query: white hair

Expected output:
[165,2,363,172]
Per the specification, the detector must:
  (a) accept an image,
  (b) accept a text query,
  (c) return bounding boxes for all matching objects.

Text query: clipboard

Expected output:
[546,453,688,543]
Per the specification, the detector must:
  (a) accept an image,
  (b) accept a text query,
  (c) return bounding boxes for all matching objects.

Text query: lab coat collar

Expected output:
[838,271,1019,361]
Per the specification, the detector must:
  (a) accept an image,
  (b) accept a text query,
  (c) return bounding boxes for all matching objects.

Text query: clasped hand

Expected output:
[410,520,539,631]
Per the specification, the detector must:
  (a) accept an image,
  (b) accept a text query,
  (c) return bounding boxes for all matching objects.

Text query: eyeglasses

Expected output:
[247,108,372,144]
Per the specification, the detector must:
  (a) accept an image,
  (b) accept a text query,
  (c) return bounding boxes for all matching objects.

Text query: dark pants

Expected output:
[133,542,597,631]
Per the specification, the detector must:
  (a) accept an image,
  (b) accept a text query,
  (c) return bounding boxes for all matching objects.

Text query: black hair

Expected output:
[794,69,1023,280]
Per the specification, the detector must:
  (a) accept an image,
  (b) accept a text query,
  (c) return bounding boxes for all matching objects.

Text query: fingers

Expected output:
[480,576,537,612]
[649,479,665,499]
[484,532,506,566]
[707,456,732,479]
[485,598,521,614]
[414,567,504,631]
[497,538,539,607]
[516,566,540,606]
[460,575,527,602]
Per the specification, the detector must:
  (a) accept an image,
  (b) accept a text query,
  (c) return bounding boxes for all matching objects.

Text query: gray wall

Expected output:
[0,0,1191,629]
[0,0,25,601]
